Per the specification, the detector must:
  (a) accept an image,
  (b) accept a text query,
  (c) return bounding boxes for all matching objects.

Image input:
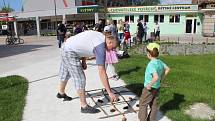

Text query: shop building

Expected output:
[107,4,203,36]
[8,0,106,36]
[5,0,214,37]
[196,0,215,37]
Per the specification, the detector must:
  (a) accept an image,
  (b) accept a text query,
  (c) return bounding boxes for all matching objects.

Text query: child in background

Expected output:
[122,21,130,50]
[138,43,170,121]
[104,24,120,80]
[105,49,119,80]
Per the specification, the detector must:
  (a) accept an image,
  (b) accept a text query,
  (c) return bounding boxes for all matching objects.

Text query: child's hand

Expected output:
[146,84,152,90]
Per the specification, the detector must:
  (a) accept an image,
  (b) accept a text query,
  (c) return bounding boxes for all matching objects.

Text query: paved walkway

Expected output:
[0,36,171,121]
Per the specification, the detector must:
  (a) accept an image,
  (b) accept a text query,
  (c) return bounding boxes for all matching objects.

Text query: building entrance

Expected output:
[186,18,197,34]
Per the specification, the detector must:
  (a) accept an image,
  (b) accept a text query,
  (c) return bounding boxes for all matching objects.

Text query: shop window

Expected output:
[214,23,215,32]
[160,15,164,23]
[139,15,143,21]
[154,15,164,23]
[125,15,129,22]
[41,22,47,30]
[130,15,134,23]
[169,15,174,23]
[48,22,52,29]
[125,15,134,23]
[139,15,148,22]
[169,14,180,23]
[175,15,180,22]
[154,15,159,22]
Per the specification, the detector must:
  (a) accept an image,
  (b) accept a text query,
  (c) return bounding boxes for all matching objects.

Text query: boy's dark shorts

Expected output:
[155,31,160,37]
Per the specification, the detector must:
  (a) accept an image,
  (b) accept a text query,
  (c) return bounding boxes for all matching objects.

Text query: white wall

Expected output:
[10,0,77,18]
[23,0,75,12]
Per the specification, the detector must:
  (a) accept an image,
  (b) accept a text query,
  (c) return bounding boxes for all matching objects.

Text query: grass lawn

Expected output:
[115,54,215,121]
[0,75,28,121]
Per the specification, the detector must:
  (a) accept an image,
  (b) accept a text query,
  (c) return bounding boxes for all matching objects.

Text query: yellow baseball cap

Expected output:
[146,43,160,51]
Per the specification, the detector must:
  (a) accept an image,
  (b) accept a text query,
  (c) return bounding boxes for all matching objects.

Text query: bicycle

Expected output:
[5,36,24,45]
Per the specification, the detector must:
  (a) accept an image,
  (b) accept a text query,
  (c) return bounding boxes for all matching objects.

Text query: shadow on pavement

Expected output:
[0,44,51,58]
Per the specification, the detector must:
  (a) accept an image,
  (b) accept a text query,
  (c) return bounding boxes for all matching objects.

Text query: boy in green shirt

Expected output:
[138,43,170,121]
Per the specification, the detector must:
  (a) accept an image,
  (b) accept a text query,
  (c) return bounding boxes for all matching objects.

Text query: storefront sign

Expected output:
[77,6,104,13]
[157,5,198,11]
[206,4,215,9]
[108,5,198,13]
[108,6,156,13]
[78,5,198,13]
[2,25,8,30]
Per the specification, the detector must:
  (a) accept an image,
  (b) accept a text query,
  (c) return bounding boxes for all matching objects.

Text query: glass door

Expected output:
[186,18,197,34]
[186,19,192,33]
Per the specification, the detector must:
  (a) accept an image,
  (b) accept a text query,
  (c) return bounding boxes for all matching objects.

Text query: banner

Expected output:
[108,4,198,13]
[77,4,198,13]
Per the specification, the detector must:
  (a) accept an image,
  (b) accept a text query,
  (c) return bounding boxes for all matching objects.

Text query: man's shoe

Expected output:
[81,105,100,114]
[56,93,72,101]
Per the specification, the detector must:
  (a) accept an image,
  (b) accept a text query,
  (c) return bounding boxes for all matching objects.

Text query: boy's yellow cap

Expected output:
[146,43,160,51]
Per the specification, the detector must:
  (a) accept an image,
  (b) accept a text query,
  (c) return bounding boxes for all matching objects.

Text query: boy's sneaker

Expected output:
[81,105,100,114]
[56,93,72,101]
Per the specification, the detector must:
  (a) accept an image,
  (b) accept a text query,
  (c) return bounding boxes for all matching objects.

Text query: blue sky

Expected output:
[0,0,22,11]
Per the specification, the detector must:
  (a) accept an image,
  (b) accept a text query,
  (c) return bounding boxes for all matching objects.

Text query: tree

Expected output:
[0,4,14,13]
[105,0,160,6]
[143,0,160,5]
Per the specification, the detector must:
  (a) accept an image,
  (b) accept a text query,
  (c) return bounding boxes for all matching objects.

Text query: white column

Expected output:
[62,14,67,24]
[95,12,99,24]
[192,19,194,34]
[63,14,66,21]
[36,16,40,36]
[13,21,18,37]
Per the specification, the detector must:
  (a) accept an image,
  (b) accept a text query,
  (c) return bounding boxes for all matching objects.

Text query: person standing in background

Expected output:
[108,19,118,39]
[122,21,131,51]
[95,20,104,32]
[104,24,120,80]
[143,22,148,42]
[154,21,160,41]
[74,24,83,35]
[117,19,124,44]
[57,21,67,48]
[137,19,144,44]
